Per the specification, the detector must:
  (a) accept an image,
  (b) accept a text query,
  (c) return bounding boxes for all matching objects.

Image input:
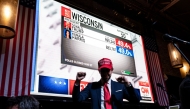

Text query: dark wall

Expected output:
[165,75,183,105]
[155,29,190,78]
[155,30,182,77]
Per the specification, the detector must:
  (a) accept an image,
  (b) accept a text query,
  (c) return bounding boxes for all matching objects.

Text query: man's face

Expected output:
[99,68,112,82]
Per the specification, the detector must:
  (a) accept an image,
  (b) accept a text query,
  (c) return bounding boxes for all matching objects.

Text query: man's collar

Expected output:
[100,78,111,85]
[107,78,111,84]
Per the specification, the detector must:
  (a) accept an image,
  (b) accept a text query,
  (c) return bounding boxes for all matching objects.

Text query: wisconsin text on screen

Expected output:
[72,12,103,30]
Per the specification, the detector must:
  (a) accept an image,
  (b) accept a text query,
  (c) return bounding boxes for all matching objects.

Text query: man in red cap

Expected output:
[72,58,140,109]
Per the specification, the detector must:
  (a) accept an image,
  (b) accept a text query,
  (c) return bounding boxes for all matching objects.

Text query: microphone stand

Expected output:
[172,41,190,65]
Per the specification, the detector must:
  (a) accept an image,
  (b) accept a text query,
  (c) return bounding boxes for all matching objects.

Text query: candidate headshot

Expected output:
[64,21,71,30]
[64,29,71,39]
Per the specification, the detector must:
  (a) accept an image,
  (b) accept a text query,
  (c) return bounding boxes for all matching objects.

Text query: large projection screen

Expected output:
[31,0,154,103]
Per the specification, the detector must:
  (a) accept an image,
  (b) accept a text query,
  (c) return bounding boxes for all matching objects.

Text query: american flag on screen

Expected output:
[144,36,169,106]
[0,5,35,97]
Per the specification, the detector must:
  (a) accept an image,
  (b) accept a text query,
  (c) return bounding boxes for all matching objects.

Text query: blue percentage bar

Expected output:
[116,46,134,57]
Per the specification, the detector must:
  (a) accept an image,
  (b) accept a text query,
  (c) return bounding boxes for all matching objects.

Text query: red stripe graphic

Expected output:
[146,50,169,106]
[0,5,35,97]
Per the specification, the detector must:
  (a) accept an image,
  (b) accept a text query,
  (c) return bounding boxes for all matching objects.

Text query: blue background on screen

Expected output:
[38,76,68,94]
[116,46,134,57]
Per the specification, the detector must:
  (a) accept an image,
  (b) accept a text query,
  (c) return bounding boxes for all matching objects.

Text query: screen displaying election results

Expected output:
[61,7,136,76]
[31,0,154,103]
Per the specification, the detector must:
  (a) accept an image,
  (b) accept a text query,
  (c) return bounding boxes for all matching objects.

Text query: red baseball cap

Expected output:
[98,58,113,71]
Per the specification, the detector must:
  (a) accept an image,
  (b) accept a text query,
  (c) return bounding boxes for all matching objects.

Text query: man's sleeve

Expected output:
[72,82,91,102]
[123,85,141,103]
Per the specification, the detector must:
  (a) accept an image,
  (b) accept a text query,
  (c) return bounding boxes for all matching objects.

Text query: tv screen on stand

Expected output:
[31,0,154,103]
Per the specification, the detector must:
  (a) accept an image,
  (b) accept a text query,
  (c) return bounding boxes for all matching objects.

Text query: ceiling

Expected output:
[94,0,190,40]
